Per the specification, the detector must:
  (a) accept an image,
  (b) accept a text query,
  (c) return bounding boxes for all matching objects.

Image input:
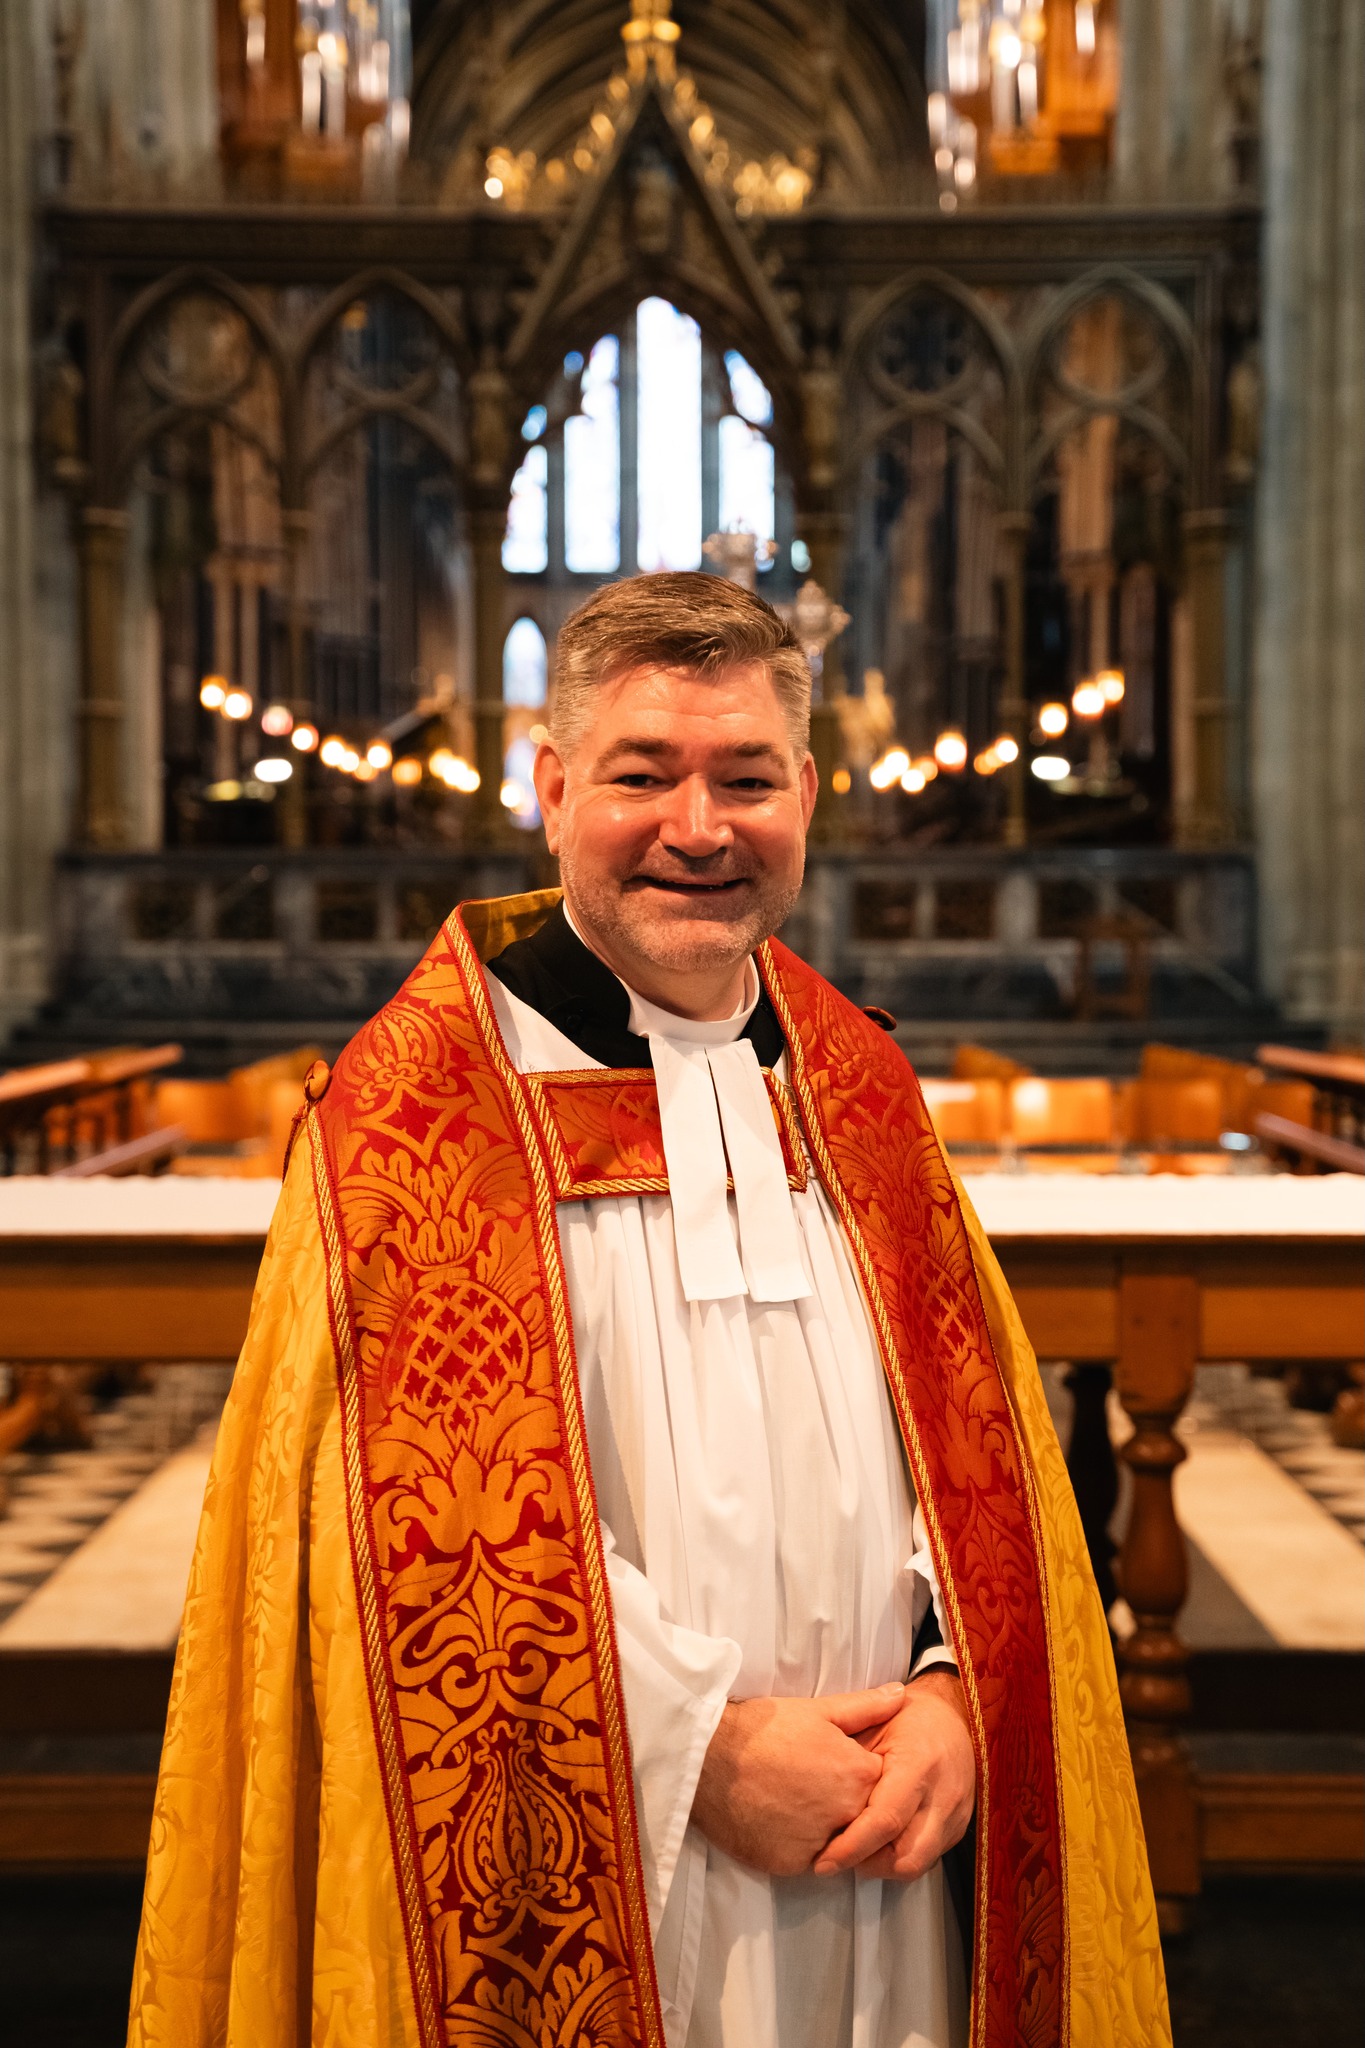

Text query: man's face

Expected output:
[533,660,817,1001]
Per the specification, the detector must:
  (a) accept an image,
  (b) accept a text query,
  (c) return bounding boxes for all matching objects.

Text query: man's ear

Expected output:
[533,740,567,853]
[799,750,818,827]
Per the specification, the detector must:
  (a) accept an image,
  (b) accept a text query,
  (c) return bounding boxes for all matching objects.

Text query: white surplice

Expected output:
[486,960,968,2048]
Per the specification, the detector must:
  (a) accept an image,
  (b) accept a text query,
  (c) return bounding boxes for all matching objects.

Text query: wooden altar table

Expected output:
[1,1170,1361,1905]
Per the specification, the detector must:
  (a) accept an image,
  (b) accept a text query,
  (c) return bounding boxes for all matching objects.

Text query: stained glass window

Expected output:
[503,441,547,573]
[725,349,773,427]
[637,297,703,571]
[506,306,786,585]
[565,336,621,573]
[502,616,547,707]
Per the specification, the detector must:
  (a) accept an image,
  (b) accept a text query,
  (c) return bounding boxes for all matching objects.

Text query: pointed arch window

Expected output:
[565,337,621,573]
[502,616,547,832]
[502,615,547,706]
[506,299,792,589]
[503,433,548,573]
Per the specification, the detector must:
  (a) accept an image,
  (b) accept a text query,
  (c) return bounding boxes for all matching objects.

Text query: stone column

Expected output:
[1115,0,1229,201]
[800,513,849,845]
[466,356,514,849]
[278,507,312,849]
[470,503,510,847]
[1114,0,1167,198]
[76,508,130,847]
[1176,509,1237,845]
[799,359,848,842]
[0,0,46,1034]
[1254,0,1365,1032]
[997,511,1030,847]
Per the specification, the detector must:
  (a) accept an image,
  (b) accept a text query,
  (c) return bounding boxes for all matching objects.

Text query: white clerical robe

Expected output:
[486,961,968,2048]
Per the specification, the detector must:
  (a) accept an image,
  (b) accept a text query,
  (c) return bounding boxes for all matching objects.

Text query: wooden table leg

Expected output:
[1114,1260,1201,1929]
[1065,1363,1118,1614]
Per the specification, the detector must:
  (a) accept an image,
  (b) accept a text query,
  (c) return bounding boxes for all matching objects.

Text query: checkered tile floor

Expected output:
[1193,1363,1365,1544]
[0,1368,232,1627]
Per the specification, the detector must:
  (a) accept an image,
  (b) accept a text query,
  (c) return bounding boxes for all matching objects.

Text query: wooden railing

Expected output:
[0,1044,186,1482]
[1255,1044,1365,1174]
[0,1045,184,1177]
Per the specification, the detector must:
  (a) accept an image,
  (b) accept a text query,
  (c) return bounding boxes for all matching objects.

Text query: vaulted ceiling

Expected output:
[410,0,932,204]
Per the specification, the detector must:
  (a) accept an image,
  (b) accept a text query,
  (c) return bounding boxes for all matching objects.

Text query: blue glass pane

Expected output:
[521,404,547,441]
[503,441,548,573]
[565,336,620,574]
[724,349,774,427]
[637,298,702,571]
[718,415,776,552]
[502,616,548,707]
[503,732,541,831]
[564,349,585,375]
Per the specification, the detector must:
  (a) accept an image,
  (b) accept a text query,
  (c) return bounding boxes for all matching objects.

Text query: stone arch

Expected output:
[1020,266,1204,501]
[844,269,1019,498]
[101,269,292,507]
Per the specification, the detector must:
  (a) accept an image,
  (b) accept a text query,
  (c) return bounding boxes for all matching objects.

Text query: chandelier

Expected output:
[482,1,814,219]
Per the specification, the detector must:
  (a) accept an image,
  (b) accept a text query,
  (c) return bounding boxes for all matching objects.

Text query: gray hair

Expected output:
[550,571,812,758]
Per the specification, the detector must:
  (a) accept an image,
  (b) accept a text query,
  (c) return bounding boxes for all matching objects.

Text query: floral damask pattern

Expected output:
[526,1068,807,1198]
[312,939,661,2048]
[760,937,1066,2048]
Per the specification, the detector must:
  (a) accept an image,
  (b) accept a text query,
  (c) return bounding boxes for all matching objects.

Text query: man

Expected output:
[129,573,1168,2048]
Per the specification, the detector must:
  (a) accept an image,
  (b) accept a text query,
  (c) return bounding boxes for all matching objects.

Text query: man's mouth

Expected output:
[626,875,752,896]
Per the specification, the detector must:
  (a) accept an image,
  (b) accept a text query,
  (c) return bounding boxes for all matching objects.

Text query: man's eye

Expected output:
[728,777,774,793]
[615,772,661,789]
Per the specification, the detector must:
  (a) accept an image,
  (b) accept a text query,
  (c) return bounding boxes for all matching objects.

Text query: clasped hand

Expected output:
[690,1671,975,1882]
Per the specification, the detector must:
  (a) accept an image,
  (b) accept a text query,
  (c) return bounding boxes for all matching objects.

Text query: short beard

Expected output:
[558,843,803,984]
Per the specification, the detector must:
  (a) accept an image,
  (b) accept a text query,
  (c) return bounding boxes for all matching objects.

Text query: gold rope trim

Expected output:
[306,1110,445,2048]
[758,943,994,2048]
[958,1216,1073,2039]
[447,912,667,2048]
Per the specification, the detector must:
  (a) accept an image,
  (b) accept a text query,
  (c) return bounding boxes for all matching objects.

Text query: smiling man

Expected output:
[128,574,1168,2048]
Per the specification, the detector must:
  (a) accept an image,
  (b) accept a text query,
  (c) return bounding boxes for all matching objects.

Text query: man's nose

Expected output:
[658,776,733,857]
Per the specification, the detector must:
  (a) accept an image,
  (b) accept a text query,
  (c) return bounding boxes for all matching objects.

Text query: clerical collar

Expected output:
[484,900,786,1071]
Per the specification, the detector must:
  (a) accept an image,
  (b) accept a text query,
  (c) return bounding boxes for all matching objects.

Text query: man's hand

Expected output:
[812,1669,976,1881]
[691,1682,906,1877]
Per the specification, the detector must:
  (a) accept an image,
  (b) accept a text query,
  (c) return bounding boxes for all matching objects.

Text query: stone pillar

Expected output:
[0,0,46,1034]
[1115,0,1229,201]
[997,511,1030,847]
[802,511,848,845]
[1254,0,1365,1032]
[76,508,130,847]
[1114,0,1167,198]
[1175,509,1237,846]
[279,507,312,849]
[73,0,220,198]
[470,503,510,847]
[465,352,514,850]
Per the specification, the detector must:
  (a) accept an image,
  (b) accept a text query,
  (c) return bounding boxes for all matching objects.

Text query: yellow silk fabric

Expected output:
[128,1128,1167,2047]
[957,1182,1171,2048]
[127,1126,422,2048]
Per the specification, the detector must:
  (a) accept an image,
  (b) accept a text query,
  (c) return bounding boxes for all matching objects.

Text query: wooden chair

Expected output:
[1120,1078,1225,1148]
[951,1043,1032,1081]
[1007,1076,1114,1149]
[153,1080,243,1146]
[920,1079,1006,1148]
[158,1046,325,1177]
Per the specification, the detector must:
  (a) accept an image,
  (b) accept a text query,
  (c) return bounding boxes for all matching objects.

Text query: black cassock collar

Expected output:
[484,900,787,1072]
